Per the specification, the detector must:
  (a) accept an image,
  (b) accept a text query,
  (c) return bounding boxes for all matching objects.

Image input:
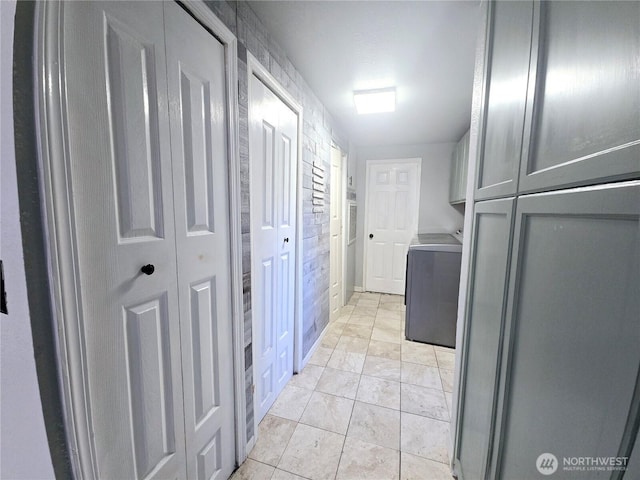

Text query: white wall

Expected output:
[354,142,464,288]
[0,2,55,477]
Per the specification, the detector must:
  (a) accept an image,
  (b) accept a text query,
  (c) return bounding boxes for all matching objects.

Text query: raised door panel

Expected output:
[164,2,234,479]
[475,0,533,200]
[495,182,640,479]
[520,1,640,193]
[456,198,514,480]
[62,2,186,479]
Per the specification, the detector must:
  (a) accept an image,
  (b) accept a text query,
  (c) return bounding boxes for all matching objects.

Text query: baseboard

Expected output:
[299,327,325,371]
[354,286,364,292]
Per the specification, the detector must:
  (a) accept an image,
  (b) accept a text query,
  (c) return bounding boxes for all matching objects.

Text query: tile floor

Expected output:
[232,292,456,480]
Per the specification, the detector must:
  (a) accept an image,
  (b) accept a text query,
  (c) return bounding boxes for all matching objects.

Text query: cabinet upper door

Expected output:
[475,0,534,201]
[519,1,640,193]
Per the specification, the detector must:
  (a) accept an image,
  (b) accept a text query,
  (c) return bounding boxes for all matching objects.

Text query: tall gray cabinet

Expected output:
[454,2,640,480]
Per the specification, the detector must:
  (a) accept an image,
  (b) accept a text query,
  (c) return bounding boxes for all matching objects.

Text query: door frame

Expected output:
[246,52,304,437]
[330,143,347,318]
[33,1,247,477]
[363,158,422,293]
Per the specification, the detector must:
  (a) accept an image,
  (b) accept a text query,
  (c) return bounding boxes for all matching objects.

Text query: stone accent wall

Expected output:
[204,0,350,442]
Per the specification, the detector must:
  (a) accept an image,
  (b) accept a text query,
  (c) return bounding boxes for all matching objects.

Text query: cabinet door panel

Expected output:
[475,1,533,200]
[456,198,514,480]
[495,182,640,480]
[521,1,640,193]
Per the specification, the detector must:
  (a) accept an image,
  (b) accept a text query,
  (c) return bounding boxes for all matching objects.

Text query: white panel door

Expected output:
[164,3,235,479]
[365,159,421,295]
[249,74,298,423]
[60,2,235,479]
[63,3,186,478]
[330,146,344,320]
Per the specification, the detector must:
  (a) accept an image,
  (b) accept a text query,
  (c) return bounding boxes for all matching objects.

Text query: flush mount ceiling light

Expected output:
[353,87,396,114]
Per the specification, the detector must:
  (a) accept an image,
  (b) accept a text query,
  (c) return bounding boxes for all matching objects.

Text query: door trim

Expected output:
[33,2,246,477]
[363,158,422,294]
[246,52,304,438]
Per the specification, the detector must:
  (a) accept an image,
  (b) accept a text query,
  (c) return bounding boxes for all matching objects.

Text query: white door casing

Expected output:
[35,2,243,478]
[249,66,300,424]
[364,159,421,295]
[330,146,344,320]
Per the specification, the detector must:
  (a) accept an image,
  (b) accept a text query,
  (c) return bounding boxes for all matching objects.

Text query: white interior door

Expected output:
[330,146,344,320]
[249,73,298,423]
[164,3,235,479]
[364,159,421,295]
[59,2,235,478]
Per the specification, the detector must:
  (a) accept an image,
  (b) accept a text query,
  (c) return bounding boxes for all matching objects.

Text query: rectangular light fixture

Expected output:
[353,87,396,114]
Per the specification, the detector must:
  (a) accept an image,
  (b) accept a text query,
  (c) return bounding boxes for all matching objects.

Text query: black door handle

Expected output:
[284,237,289,243]
[140,264,155,275]
[369,233,374,239]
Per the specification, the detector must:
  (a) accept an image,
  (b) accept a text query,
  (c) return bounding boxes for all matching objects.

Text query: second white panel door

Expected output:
[249,73,298,423]
[365,159,421,295]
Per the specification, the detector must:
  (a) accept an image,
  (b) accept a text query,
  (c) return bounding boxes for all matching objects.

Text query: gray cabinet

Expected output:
[519,1,640,193]
[475,0,533,201]
[449,129,470,204]
[494,182,640,479]
[455,1,640,479]
[456,198,514,480]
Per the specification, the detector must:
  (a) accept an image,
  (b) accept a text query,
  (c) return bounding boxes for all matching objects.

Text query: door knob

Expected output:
[140,264,155,275]
[369,234,374,239]
[284,237,290,243]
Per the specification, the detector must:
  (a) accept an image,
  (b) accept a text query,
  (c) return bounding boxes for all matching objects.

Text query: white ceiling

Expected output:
[247,0,481,147]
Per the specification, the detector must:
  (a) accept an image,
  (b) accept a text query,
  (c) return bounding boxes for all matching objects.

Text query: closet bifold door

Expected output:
[474,0,534,201]
[491,181,640,480]
[518,1,640,194]
[454,197,515,480]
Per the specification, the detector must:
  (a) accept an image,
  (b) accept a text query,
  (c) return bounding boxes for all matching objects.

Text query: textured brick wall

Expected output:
[204,0,350,442]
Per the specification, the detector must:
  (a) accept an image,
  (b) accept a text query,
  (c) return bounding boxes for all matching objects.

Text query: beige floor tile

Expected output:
[440,368,454,393]
[352,306,378,317]
[376,309,403,322]
[288,364,324,390]
[277,424,344,480]
[271,469,308,480]
[356,375,400,410]
[308,346,334,367]
[435,349,456,370]
[231,459,275,480]
[268,385,313,421]
[321,332,340,349]
[249,415,297,466]
[379,294,404,304]
[357,298,380,308]
[360,292,381,301]
[373,316,402,332]
[342,324,373,339]
[378,302,405,313]
[337,437,400,480]
[400,413,449,464]
[367,339,401,360]
[400,384,449,421]
[348,315,376,327]
[334,336,369,354]
[327,322,346,336]
[327,350,366,374]
[347,401,400,450]
[401,362,442,390]
[339,304,355,315]
[300,391,354,434]
[400,452,453,480]
[371,326,402,344]
[401,341,438,367]
[362,355,401,382]
[316,367,360,399]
